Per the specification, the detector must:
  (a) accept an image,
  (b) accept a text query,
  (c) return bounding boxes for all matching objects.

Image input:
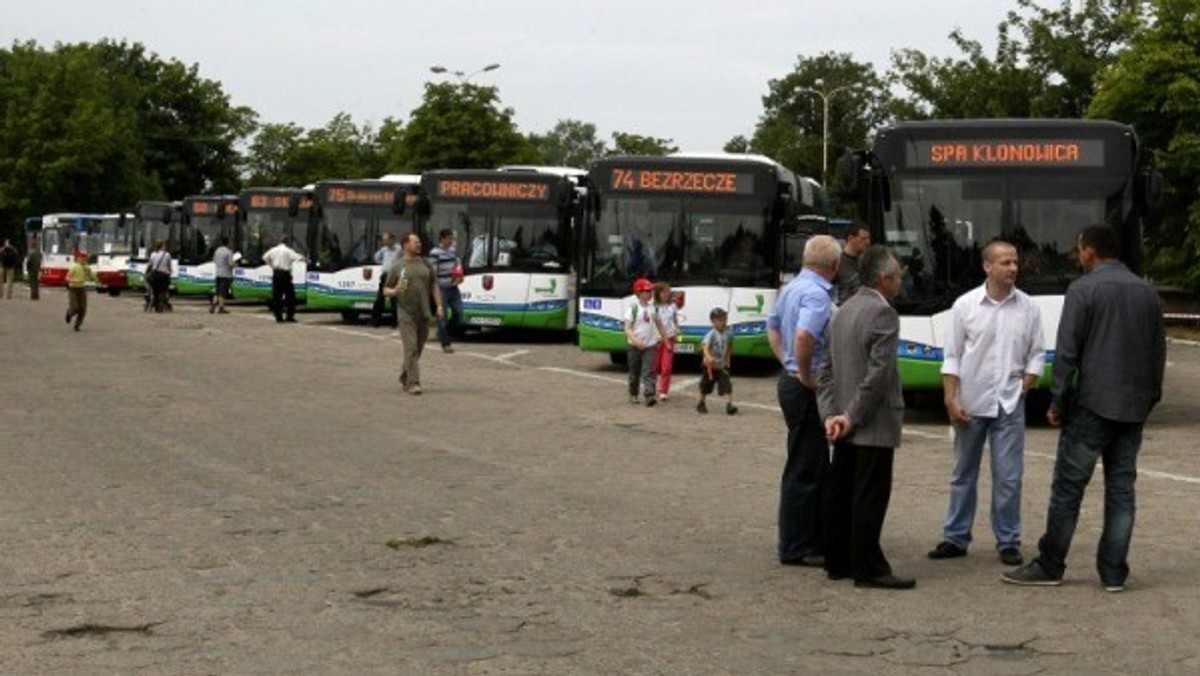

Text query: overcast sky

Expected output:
[3,0,1019,152]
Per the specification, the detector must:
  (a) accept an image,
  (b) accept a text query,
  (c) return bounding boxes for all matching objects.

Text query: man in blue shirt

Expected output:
[767,234,841,567]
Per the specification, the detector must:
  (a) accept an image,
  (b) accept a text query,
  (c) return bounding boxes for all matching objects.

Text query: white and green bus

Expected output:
[418,167,584,332]
[233,187,315,303]
[306,176,419,322]
[125,201,182,292]
[840,118,1159,389]
[578,154,825,361]
[176,195,240,297]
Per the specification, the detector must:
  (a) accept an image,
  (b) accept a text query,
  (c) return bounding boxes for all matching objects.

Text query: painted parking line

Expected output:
[325,326,388,341]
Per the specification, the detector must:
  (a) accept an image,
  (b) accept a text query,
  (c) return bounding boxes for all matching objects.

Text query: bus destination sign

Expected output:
[908,139,1106,169]
[325,187,395,205]
[436,180,551,201]
[190,200,238,215]
[248,194,292,209]
[609,168,755,195]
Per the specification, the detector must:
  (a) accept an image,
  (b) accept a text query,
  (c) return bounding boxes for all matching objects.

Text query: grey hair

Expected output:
[803,234,841,269]
[858,244,900,289]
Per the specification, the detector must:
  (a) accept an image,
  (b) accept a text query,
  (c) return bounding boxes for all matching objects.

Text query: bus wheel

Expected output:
[341,310,358,324]
[609,351,628,366]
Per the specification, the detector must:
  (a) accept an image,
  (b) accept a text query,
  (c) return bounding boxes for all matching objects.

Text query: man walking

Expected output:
[818,245,914,590]
[210,235,235,314]
[835,223,870,304]
[929,240,1045,566]
[766,234,840,567]
[384,233,444,395]
[25,236,42,300]
[263,234,304,323]
[429,228,464,353]
[65,251,96,331]
[1002,225,1165,592]
[371,232,401,327]
[0,239,19,299]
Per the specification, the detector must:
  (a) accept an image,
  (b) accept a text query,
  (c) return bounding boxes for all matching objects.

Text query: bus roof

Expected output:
[498,165,587,178]
[885,118,1134,135]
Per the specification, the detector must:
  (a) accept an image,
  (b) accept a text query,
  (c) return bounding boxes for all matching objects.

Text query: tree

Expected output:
[747,52,891,186]
[529,119,607,168]
[243,122,304,186]
[890,0,1144,119]
[608,132,677,156]
[388,81,537,171]
[1089,0,1200,290]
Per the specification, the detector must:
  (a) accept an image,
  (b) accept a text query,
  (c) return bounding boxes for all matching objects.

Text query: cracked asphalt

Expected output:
[2,289,1199,675]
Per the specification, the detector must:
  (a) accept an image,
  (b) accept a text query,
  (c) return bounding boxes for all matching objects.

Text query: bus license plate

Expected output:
[675,342,696,354]
[469,316,503,326]
[352,301,373,309]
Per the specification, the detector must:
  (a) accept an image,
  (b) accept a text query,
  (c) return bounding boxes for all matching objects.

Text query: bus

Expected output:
[92,213,135,295]
[305,176,418,321]
[419,167,584,331]
[37,213,102,287]
[176,196,240,297]
[126,201,182,292]
[578,154,823,361]
[839,118,1157,389]
[234,187,315,303]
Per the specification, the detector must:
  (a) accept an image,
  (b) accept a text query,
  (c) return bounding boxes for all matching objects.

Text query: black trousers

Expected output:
[825,441,895,581]
[776,374,829,560]
[271,270,296,321]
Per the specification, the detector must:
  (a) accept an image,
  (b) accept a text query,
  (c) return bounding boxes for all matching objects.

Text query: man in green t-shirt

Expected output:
[384,233,444,395]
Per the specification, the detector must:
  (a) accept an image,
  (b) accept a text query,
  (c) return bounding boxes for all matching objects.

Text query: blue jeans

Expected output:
[1034,405,1143,586]
[776,374,829,560]
[942,402,1025,550]
[437,284,464,346]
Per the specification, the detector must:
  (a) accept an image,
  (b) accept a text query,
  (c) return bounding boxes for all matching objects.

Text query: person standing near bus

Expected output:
[384,233,443,395]
[25,236,42,300]
[429,228,464,353]
[818,245,913,589]
[1003,225,1165,592]
[147,240,173,313]
[624,278,661,406]
[210,235,235,315]
[0,239,18,299]
[263,234,304,323]
[836,224,870,305]
[766,234,840,568]
[929,240,1044,567]
[652,281,680,401]
[371,232,401,328]
[65,251,96,331]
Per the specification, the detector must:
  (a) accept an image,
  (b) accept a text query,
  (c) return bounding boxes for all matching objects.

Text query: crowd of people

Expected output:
[765,224,1165,592]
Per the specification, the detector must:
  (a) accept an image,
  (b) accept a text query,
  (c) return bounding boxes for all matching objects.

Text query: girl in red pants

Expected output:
[653,282,680,401]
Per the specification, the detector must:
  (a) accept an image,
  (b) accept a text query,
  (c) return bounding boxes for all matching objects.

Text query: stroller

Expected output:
[144,269,173,313]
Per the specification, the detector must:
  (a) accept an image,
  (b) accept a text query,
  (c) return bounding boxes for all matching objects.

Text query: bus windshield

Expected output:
[885,173,1129,310]
[241,210,307,265]
[589,196,772,292]
[427,202,567,272]
[181,215,226,264]
[313,207,408,271]
[90,216,130,255]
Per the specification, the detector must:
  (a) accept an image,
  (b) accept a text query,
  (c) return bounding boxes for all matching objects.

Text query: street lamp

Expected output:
[795,81,854,183]
[429,63,501,84]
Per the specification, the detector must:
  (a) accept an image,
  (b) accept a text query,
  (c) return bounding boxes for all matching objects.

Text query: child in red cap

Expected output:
[624,278,663,406]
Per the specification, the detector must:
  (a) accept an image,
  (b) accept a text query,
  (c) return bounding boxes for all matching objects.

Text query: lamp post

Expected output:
[429,63,501,84]
[796,81,853,183]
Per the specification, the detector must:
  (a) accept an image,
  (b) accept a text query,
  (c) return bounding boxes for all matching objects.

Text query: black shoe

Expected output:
[73,323,81,332]
[999,546,1024,566]
[65,312,71,324]
[780,554,825,568]
[726,402,738,415]
[275,317,284,323]
[285,317,297,323]
[826,570,851,581]
[1000,561,1062,587]
[854,574,916,590]
[442,344,454,353]
[928,541,968,559]
[399,372,408,387]
[696,401,708,414]
[645,397,656,407]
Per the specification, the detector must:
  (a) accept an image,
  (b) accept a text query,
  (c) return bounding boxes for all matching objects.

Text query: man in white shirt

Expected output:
[929,240,1045,566]
[371,232,401,328]
[262,234,305,323]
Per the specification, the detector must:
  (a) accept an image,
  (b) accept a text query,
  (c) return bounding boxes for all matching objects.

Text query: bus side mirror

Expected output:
[415,195,431,217]
[180,210,191,225]
[118,213,127,229]
[287,195,300,217]
[1140,169,1165,215]
[838,151,865,194]
[588,191,602,220]
[392,190,407,215]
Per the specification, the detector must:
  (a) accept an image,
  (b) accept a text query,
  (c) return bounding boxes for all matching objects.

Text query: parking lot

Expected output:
[3,289,1199,675]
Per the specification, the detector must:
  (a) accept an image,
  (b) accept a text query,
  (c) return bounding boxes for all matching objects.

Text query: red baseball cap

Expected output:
[633,278,654,293]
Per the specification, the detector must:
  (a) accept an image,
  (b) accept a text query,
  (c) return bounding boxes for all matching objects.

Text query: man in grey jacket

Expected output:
[1002,225,1165,592]
[817,245,914,590]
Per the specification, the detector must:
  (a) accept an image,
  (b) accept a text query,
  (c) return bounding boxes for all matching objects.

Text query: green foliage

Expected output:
[0,39,252,241]
[748,52,891,187]
[388,82,537,171]
[608,132,677,156]
[528,119,606,168]
[1089,0,1200,289]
